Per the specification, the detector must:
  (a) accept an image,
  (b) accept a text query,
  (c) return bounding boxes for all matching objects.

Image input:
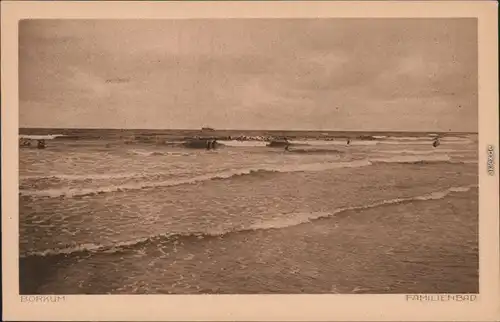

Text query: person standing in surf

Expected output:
[37,139,46,149]
[206,139,217,150]
[432,137,440,148]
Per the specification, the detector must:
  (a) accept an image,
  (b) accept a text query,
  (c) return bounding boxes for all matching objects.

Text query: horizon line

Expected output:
[18,126,478,134]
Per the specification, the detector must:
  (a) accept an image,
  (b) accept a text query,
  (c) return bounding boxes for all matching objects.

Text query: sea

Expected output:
[19,129,479,294]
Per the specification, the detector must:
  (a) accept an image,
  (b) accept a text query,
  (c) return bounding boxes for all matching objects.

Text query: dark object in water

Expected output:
[432,138,440,148]
[268,139,289,148]
[206,140,218,150]
[347,139,351,145]
[183,139,219,150]
[37,140,46,149]
[184,139,209,149]
[357,135,376,141]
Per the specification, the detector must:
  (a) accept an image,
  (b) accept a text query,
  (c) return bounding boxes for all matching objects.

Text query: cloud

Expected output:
[19,18,477,131]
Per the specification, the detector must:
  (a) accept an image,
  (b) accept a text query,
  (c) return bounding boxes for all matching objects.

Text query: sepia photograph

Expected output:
[2,1,499,321]
[18,17,480,295]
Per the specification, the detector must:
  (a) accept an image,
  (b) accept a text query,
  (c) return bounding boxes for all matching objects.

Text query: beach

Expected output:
[19,130,479,294]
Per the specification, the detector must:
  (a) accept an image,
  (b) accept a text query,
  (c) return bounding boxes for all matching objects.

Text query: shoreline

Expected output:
[19,188,478,295]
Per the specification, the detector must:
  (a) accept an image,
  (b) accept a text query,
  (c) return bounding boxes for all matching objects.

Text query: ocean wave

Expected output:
[286,148,345,154]
[249,185,477,230]
[21,184,478,259]
[218,140,269,147]
[378,136,470,143]
[382,139,472,146]
[19,160,373,198]
[379,149,460,155]
[383,136,429,141]
[460,160,478,164]
[128,149,190,157]
[289,140,345,146]
[439,137,472,142]
[372,154,451,163]
[289,138,470,146]
[372,154,475,165]
[19,134,65,140]
[19,154,469,199]
[289,140,378,146]
[20,172,160,181]
[379,140,437,146]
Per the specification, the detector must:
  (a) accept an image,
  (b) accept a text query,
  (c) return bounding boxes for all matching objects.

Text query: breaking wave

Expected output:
[289,140,378,146]
[286,137,472,146]
[21,172,168,181]
[19,134,66,140]
[20,184,478,259]
[218,140,269,147]
[383,136,429,141]
[379,149,459,155]
[19,154,473,199]
[372,154,452,163]
[19,159,373,198]
[128,149,190,157]
[286,148,345,154]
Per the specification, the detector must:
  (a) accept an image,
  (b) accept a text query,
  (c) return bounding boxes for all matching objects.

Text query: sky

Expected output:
[19,18,478,131]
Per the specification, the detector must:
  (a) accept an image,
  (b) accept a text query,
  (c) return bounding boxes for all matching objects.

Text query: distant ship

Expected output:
[202,127,215,131]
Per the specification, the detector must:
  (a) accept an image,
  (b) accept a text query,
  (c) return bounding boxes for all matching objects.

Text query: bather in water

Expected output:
[37,140,46,149]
